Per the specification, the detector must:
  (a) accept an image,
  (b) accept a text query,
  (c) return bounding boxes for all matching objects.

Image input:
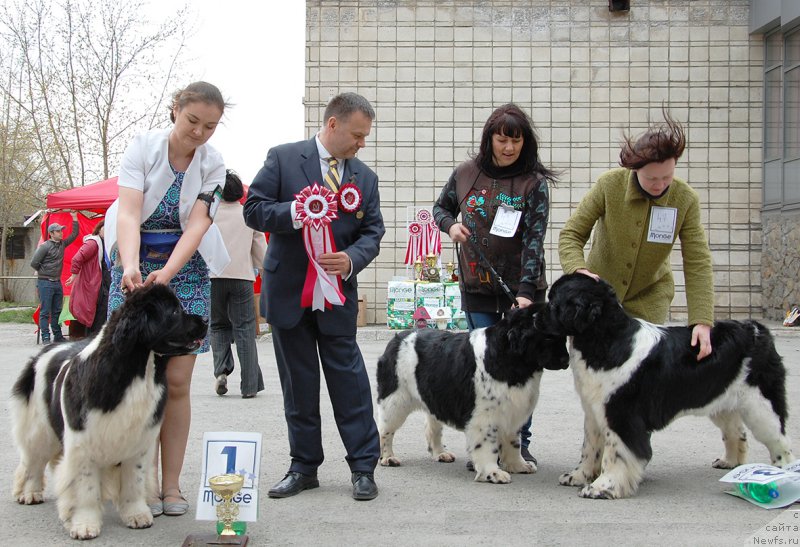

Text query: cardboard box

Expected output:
[357,296,367,327]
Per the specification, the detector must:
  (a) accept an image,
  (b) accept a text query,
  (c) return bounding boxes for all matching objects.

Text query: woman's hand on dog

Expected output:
[516,296,533,308]
[691,324,712,361]
[143,268,174,287]
[575,268,600,281]
[121,266,143,294]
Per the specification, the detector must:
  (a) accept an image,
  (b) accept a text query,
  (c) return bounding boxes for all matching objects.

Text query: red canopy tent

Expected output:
[40,178,119,297]
[46,176,119,212]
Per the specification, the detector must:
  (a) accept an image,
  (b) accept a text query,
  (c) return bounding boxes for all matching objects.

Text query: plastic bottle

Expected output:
[737,481,780,503]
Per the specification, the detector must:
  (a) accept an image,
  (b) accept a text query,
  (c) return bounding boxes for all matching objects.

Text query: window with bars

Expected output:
[1,230,27,260]
[764,27,800,209]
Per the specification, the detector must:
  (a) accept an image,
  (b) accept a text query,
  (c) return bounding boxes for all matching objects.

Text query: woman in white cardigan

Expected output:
[106,81,230,517]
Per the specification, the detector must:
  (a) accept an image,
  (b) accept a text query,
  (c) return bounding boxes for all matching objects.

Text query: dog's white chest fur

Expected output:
[64,354,164,464]
[471,330,539,423]
[570,322,661,407]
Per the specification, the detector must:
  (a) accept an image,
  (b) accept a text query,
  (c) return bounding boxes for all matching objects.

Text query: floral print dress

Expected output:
[108,168,210,353]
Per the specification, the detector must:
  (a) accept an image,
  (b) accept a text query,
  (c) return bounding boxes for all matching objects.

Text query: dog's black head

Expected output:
[535,273,622,336]
[108,284,207,356]
[502,306,569,371]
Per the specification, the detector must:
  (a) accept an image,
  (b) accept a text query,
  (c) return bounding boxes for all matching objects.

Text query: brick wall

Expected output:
[305,0,763,324]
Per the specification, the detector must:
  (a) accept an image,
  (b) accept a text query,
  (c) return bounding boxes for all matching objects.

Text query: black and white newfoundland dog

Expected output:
[536,273,795,499]
[11,284,207,539]
[376,306,569,483]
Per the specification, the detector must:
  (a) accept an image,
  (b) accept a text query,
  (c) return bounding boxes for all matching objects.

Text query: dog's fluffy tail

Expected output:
[746,321,789,432]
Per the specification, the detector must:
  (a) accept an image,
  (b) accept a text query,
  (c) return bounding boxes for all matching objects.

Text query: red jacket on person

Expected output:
[69,236,103,326]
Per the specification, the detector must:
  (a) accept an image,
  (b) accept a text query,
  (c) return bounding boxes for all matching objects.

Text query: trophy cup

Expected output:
[210,474,245,537]
[182,473,249,546]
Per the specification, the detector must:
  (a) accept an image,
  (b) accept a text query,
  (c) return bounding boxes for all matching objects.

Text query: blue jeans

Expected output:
[465,310,533,449]
[37,279,64,342]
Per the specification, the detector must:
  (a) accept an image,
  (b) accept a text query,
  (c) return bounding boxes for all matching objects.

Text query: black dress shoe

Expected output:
[351,472,378,501]
[268,472,319,498]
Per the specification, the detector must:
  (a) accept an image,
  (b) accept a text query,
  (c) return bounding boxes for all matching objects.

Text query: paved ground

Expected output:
[1,321,799,546]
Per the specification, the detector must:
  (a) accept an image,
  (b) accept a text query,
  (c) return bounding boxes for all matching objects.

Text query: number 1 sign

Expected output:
[195,432,263,522]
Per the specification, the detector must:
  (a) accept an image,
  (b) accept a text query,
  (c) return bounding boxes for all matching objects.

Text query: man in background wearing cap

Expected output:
[30,212,79,343]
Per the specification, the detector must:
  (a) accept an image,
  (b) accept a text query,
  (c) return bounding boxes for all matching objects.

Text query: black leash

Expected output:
[457,239,518,308]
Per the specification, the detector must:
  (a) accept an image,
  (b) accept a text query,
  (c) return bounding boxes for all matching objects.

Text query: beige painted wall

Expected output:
[305,0,763,324]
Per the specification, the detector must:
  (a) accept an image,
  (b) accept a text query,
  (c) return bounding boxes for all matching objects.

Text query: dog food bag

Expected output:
[415,282,444,308]
[387,314,414,329]
[444,282,462,315]
[387,281,416,329]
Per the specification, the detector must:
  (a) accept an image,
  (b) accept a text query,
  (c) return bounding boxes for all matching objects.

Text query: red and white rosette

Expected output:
[404,208,441,265]
[404,221,423,265]
[294,183,345,311]
[338,182,362,214]
[418,209,441,257]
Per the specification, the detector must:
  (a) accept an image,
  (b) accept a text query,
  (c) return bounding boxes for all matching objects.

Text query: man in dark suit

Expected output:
[244,93,384,501]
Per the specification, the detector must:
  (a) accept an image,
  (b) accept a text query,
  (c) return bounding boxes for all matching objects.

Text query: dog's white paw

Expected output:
[475,469,511,484]
[579,484,613,499]
[504,460,536,474]
[559,469,593,487]
[68,521,102,540]
[711,458,737,469]
[379,456,401,467]
[435,451,456,463]
[16,491,45,505]
[122,509,154,530]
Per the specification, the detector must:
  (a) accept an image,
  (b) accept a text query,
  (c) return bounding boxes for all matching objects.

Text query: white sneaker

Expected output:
[214,374,228,395]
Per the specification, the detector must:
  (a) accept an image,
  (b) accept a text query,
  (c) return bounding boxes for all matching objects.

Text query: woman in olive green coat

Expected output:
[559,113,714,360]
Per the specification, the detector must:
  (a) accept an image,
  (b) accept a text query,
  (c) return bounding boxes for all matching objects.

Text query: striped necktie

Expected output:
[325,157,341,193]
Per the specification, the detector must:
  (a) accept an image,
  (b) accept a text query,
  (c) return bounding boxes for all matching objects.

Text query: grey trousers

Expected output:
[210,278,265,395]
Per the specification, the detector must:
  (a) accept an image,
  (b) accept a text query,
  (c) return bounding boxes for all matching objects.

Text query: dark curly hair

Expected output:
[474,103,557,182]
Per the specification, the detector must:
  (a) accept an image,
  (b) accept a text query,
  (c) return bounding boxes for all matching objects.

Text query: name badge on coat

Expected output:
[489,203,522,238]
[647,206,678,244]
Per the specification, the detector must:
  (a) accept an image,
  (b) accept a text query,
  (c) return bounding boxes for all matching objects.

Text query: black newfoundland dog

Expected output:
[536,273,795,499]
[376,305,569,483]
[11,284,207,539]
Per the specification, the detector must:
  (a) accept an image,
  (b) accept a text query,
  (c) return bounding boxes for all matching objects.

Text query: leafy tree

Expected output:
[0,0,190,189]
[0,0,191,300]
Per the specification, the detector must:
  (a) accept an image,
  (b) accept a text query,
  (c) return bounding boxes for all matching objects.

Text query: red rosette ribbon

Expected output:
[338,182,362,214]
[404,221,423,265]
[294,183,345,310]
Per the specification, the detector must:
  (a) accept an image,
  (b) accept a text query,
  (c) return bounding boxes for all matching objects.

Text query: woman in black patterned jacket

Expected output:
[433,103,557,465]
